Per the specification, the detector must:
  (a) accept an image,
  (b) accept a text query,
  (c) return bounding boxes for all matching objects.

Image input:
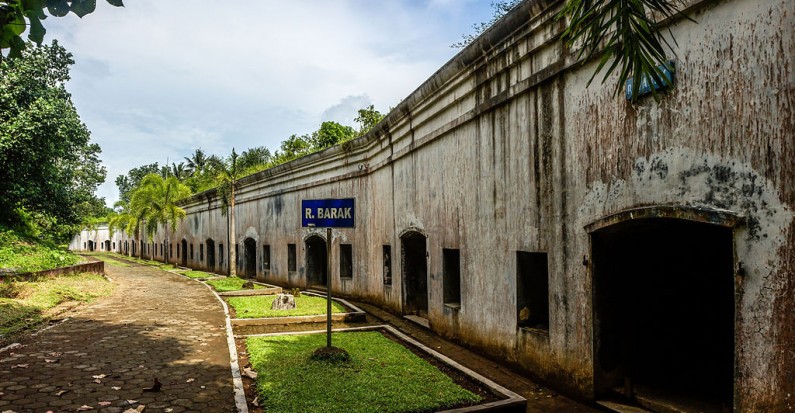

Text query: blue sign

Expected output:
[301,198,355,228]
[625,61,675,101]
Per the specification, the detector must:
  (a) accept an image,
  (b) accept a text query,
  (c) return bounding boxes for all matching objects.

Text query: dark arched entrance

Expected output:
[244,238,257,278]
[401,231,428,318]
[181,239,188,267]
[590,215,735,411]
[206,239,216,272]
[104,240,111,252]
[305,235,327,286]
[87,240,94,252]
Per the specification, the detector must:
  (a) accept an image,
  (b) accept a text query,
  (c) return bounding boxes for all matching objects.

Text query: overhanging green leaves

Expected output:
[558,0,692,100]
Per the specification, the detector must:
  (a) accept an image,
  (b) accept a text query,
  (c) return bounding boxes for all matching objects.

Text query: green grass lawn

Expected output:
[227,295,346,318]
[0,273,114,337]
[182,270,215,279]
[205,277,265,292]
[247,331,481,413]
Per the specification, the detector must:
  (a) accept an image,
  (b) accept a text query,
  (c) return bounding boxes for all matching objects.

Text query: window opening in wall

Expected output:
[181,240,187,266]
[190,244,194,260]
[383,245,392,285]
[263,245,271,274]
[219,243,224,265]
[160,243,163,257]
[591,218,734,411]
[206,239,215,271]
[305,236,327,285]
[287,244,297,272]
[443,248,461,307]
[113,242,116,250]
[244,238,257,279]
[340,244,353,279]
[200,244,204,262]
[516,251,549,331]
[170,244,173,258]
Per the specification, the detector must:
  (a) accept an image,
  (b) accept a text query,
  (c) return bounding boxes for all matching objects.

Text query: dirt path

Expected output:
[0,260,236,412]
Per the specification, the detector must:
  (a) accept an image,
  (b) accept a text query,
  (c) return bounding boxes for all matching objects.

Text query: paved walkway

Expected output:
[0,260,236,412]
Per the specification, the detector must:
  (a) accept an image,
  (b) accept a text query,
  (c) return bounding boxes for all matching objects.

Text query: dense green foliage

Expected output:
[227,295,345,318]
[247,332,481,413]
[0,225,82,272]
[0,272,113,337]
[0,0,123,59]
[0,41,106,241]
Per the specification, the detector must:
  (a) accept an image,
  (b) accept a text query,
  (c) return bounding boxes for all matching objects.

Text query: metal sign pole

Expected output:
[326,227,332,348]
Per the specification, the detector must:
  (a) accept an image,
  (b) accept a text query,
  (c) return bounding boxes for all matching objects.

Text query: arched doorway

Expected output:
[206,239,216,272]
[590,215,735,410]
[305,235,327,286]
[181,239,188,267]
[104,240,111,252]
[244,238,257,278]
[401,231,428,318]
[87,240,94,251]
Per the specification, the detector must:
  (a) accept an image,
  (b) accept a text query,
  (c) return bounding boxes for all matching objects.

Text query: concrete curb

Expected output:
[199,282,249,413]
[239,324,526,412]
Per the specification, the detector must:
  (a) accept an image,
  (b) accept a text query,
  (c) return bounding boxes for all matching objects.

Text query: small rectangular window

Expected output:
[170,244,173,258]
[516,251,549,331]
[190,244,194,260]
[160,244,163,256]
[219,244,224,265]
[340,244,353,279]
[288,244,296,272]
[383,245,392,285]
[263,245,271,273]
[200,244,204,261]
[443,249,461,306]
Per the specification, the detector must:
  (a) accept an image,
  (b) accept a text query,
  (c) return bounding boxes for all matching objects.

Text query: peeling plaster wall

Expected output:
[77,0,793,409]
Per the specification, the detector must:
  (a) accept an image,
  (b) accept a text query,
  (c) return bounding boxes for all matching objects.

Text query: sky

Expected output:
[41,0,496,207]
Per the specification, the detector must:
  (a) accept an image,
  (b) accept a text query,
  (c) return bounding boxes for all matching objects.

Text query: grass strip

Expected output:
[247,331,481,413]
[227,295,346,318]
[182,270,215,279]
[205,277,265,292]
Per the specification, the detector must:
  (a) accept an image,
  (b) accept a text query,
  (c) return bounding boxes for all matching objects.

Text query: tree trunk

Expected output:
[229,184,237,277]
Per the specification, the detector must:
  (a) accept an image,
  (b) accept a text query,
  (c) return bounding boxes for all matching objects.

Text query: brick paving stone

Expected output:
[0,258,237,412]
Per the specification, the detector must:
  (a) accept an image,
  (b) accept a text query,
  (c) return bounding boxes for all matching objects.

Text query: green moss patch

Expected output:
[247,331,481,413]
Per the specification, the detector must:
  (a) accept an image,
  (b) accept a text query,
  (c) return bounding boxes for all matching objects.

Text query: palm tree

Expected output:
[132,174,191,265]
[108,200,142,258]
[184,148,209,177]
[170,162,189,181]
[212,148,243,276]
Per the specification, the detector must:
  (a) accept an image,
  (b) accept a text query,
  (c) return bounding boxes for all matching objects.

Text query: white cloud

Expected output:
[40,0,496,206]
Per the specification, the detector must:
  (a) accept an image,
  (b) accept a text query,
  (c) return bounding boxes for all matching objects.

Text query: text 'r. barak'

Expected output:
[305,208,353,220]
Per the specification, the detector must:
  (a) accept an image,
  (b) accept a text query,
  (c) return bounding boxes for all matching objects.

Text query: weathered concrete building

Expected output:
[73,0,794,410]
